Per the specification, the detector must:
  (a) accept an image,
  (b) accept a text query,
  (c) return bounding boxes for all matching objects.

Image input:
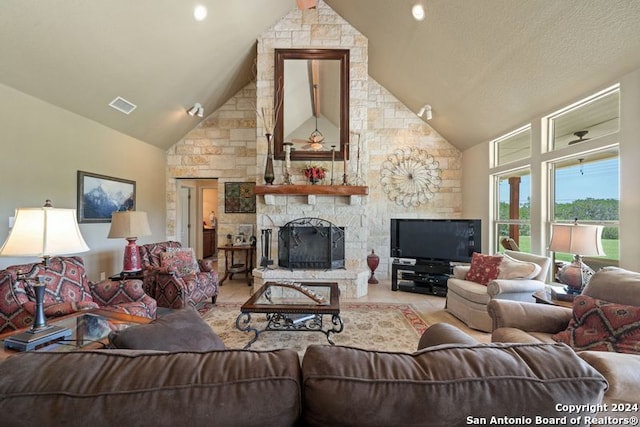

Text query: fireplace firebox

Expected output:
[278,217,345,270]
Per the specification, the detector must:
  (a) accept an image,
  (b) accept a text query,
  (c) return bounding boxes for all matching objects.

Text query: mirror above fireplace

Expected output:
[273,48,350,161]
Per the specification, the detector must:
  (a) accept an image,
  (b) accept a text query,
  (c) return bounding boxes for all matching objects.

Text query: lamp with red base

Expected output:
[108,211,151,274]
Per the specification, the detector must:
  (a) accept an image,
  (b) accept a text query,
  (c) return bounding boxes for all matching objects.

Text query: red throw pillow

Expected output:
[464,253,502,285]
[552,295,640,354]
[160,248,199,276]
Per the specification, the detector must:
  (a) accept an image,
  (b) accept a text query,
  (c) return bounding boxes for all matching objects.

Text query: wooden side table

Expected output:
[218,245,255,286]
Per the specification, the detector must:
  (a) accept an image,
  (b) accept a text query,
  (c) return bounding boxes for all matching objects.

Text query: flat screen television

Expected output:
[390,219,481,264]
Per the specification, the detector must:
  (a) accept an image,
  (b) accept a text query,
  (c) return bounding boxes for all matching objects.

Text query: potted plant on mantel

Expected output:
[302,164,327,185]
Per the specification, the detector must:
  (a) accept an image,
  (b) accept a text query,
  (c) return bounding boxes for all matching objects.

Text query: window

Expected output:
[548,85,619,151]
[488,85,621,259]
[494,169,531,252]
[492,126,531,167]
[550,151,619,261]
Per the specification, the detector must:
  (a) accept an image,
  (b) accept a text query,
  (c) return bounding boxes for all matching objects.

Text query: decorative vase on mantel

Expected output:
[264,133,275,185]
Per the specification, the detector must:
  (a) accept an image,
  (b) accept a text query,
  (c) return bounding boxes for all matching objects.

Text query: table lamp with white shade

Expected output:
[0,200,90,350]
[108,211,151,274]
[548,221,605,294]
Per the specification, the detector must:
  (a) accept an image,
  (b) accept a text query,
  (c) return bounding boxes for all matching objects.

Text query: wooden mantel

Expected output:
[254,184,368,205]
[254,184,368,196]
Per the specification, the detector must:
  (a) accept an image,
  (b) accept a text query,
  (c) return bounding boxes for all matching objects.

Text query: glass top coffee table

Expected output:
[0,309,151,360]
[236,281,342,349]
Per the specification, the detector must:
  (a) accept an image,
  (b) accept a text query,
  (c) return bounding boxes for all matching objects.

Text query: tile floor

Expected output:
[217,274,491,343]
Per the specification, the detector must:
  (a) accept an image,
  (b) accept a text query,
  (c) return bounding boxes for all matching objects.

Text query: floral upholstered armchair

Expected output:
[138,241,218,309]
[0,256,157,333]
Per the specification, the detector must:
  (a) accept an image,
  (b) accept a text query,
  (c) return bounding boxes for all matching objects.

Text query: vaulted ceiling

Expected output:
[1,0,639,152]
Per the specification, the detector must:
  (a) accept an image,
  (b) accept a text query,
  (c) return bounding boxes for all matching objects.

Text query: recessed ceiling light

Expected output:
[194,5,207,21]
[412,4,426,21]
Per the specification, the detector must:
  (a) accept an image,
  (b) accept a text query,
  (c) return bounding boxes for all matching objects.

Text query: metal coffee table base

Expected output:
[235,312,344,349]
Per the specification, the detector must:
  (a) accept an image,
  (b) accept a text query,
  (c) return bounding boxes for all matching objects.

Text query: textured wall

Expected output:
[166,0,462,279]
[166,84,257,260]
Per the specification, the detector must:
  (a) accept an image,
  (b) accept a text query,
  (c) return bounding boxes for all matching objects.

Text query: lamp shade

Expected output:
[0,206,89,258]
[108,211,151,239]
[548,223,605,256]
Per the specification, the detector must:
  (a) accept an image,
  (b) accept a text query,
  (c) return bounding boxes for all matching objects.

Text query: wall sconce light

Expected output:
[417,104,432,120]
[187,103,204,118]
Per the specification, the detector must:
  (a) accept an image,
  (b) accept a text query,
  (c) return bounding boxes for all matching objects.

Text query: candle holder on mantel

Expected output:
[282,142,293,185]
[367,249,380,284]
[263,133,275,185]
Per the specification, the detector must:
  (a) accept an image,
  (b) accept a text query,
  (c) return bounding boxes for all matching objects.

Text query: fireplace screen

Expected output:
[278,217,345,270]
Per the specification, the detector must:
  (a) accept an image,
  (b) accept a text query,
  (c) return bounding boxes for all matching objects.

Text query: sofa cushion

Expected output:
[552,295,640,354]
[0,349,301,427]
[109,307,225,351]
[160,247,199,276]
[492,327,557,344]
[301,343,606,426]
[583,267,640,306]
[497,253,541,280]
[465,252,502,285]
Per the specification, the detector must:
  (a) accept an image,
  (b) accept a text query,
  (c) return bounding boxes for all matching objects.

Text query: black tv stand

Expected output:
[391,260,452,297]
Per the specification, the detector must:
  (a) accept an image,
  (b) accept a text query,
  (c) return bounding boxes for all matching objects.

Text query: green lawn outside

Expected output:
[499,236,619,262]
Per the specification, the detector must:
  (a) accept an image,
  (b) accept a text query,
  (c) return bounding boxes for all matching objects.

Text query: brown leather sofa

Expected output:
[488,267,640,406]
[0,323,607,427]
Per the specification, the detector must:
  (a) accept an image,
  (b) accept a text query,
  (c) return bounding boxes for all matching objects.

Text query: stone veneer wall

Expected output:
[367,79,462,277]
[165,0,462,282]
[166,84,257,276]
[254,2,370,281]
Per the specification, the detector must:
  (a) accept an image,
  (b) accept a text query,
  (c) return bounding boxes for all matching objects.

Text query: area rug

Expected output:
[201,302,429,355]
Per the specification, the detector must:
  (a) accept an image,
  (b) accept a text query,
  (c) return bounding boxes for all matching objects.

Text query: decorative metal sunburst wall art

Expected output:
[381,147,442,207]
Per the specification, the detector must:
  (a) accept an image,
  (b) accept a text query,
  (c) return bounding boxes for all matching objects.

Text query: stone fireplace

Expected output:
[252,2,370,298]
[252,198,369,298]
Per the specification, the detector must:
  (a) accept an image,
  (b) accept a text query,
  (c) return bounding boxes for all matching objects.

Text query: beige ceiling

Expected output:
[1,0,639,151]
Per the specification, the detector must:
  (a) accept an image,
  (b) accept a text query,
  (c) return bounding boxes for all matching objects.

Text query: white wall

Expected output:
[462,67,640,271]
[619,68,640,271]
[460,142,490,253]
[0,83,167,281]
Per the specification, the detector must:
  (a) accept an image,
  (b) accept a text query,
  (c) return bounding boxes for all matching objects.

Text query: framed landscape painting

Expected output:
[77,171,135,223]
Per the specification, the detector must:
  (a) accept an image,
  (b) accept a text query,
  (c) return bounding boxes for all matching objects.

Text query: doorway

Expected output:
[176,178,219,259]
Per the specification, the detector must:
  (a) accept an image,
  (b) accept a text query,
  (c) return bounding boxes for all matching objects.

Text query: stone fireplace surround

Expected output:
[252,2,370,298]
[251,192,369,298]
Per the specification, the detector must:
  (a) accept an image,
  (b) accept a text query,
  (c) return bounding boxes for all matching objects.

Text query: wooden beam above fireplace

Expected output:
[255,184,368,206]
[254,184,368,196]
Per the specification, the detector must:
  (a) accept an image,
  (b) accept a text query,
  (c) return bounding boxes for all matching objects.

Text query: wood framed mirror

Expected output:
[273,48,350,161]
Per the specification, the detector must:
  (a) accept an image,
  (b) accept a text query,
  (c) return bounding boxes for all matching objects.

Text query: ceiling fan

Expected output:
[292,115,326,150]
[568,130,590,145]
[292,82,327,150]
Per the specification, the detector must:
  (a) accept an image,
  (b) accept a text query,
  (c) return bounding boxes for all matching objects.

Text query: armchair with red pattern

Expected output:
[138,241,218,309]
[0,256,157,334]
